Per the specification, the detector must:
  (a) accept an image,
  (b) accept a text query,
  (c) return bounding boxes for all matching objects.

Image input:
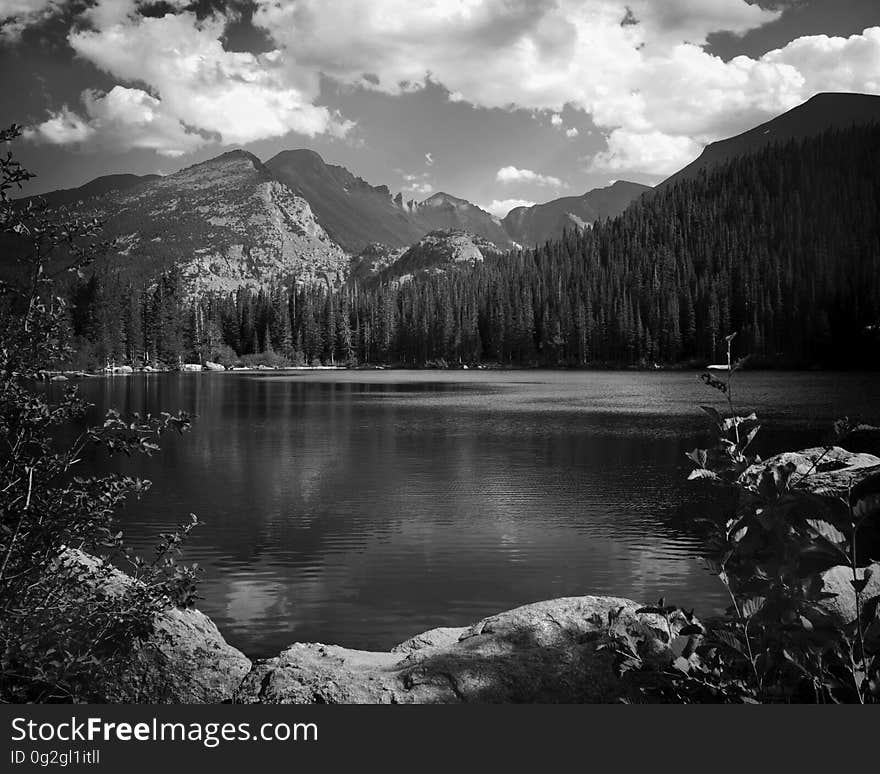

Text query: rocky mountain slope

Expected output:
[658,92,880,189]
[502,180,651,247]
[21,150,348,294]
[377,229,503,282]
[412,192,514,247]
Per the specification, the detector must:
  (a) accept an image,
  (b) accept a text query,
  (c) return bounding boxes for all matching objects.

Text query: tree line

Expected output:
[65,124,880,369]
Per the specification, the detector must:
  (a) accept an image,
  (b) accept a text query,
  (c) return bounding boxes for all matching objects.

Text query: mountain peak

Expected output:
[659,91,880,189]
[421,192,471,208]
[212,149,263,166]
[269,148,327,171]
[178,149,266,179]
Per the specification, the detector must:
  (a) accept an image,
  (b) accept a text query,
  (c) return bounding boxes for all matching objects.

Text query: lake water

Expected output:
[50,369,880,658]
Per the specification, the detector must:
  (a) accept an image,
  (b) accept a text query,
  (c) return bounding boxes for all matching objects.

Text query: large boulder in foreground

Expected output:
[55,550,251,703]
[738,446,880,497]
[234,596,694,704]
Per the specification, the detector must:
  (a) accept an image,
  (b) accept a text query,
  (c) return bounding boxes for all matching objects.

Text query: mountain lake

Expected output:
[46,369,880,658]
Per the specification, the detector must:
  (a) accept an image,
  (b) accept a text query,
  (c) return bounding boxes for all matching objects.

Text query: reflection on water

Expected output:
[51,370,880,657]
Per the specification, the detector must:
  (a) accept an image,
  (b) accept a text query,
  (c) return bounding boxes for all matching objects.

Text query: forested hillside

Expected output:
[64,124,880,369]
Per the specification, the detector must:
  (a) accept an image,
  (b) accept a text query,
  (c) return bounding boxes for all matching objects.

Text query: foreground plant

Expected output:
[604,334,880,703]
[0,125,200,702]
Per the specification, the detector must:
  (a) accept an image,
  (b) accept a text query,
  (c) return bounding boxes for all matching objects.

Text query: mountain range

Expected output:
[9,91,880,293]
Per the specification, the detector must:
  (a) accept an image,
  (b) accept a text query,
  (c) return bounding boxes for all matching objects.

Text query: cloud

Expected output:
[68,8,354,148]
[24,105,94,145]
[406,182,434,196]
[590,129,702,176]
[250,1,880,177]
[401,170,434,195]
[486,198,535,218]
[0,0,63,40]
[14,1,880,175]
[496,166,564,187]
[22,2,353,155]
[26,86,207,156]
[565,127,579,138]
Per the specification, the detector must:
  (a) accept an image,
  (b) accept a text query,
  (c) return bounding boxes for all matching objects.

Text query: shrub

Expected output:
[209,343,239,368]
[603,333,880,703]
[238,350,291,368]
[0,125,200,702]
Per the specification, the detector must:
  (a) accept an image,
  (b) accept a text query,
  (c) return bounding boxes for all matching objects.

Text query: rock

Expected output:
[234,596,695,704]
[815,563,880,625]
[54,550,251,703]
[181,363,203,372]
[739,446,880,498]
[391,627,467,654]
[116,365,133,373]
[50,374,67,381]
[204,361,225,371]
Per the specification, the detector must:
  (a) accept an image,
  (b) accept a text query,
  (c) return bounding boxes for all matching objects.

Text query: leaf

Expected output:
[713,629,745,654]
[806,518,846,545]
[688,468,720,482]
[739,425,761,452]
[686,447,708,468]
[730,525,748,543]
[672,656,691,674]
[741,596,766,619]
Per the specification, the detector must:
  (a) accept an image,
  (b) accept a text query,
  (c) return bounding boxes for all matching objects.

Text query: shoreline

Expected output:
[37,362,862,380]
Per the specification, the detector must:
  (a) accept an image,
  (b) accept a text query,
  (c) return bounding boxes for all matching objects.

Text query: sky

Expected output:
[0,0,878,216]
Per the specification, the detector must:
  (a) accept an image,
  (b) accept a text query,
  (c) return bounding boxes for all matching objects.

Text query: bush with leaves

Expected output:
[604,333,880,703]
[0,125,200,702]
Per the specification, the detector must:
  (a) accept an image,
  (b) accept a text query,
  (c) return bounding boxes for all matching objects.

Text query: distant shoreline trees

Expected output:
[62,123,880,370]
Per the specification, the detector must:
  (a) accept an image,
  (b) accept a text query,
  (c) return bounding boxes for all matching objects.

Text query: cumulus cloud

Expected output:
[67,7,353,148]
[24,105,94,145]
[249,1,880,177]
[22,1,352,155]
[486,198,535,218]
[12,0,880,174]
[497,166,564,187]
[26,86,206,156]
[590,128,702,176]
[424,152,434,166]
[565,127,579,138]
[0,0,64,40]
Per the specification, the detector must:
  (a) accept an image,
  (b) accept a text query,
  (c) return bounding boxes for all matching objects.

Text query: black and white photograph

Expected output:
[1,0,880,732]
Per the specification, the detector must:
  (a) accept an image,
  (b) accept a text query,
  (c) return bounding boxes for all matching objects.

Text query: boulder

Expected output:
[204,361,225,371]
[181,363,203,371]
[234,596,694,704]
[739,446,880,498]
[54,550,251,703]
[815,563,880,625]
